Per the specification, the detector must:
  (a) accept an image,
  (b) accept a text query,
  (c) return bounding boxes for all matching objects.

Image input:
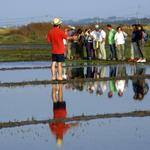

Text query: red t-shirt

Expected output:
[47,27,67,54]
[53,108,67,118]
[49,108,70,139]
[49,123,71,139]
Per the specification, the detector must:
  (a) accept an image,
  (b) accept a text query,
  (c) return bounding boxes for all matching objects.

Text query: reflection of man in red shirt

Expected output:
[49,84,78,146]
[47,18,67,81]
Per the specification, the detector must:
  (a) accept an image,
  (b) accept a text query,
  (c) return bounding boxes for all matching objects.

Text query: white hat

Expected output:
[52,18,62,25]
[95,24,99,29]
[68,25,76,30]
[56,138,63,146]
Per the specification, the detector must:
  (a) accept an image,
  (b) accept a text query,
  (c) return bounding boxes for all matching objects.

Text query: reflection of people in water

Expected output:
[96,66,107,96]
[71,67,84,79]
[86,66,94,78]
[132,65,149,101]
[108,65,117,98]
[49,84,78,146]
[115,65,127,97]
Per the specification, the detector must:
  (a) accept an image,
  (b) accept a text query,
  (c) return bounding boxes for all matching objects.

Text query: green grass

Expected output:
[0,49,51,62]
[0,35,45,44]
[0,46,150,63]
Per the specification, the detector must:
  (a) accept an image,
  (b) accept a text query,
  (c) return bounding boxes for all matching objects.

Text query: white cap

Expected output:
[68,25,76,30]
[95,24,100,29]
[52,18,62,25]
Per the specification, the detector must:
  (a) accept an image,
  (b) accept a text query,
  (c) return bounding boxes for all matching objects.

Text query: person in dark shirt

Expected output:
[129,24,138,62]
[108,65,117,98]
[136,24,146,62]
[132,65,149,100]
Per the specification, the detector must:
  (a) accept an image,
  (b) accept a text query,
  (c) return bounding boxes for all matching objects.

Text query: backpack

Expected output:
[143,30,149,42]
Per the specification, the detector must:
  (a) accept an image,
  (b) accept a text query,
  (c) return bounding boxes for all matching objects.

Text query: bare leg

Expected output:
[52,84,57,103]
[57,62,63,80]
[58,84,63,102]
[51,62,57,80]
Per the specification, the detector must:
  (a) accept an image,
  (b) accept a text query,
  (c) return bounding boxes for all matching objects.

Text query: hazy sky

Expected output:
[0,0,150,25]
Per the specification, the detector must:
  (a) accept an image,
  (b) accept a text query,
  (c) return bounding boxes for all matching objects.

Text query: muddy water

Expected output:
[1,62,150,83]
[0,118,150,150]
[0,80,150,122]
[0,62,150,150]
[0,61,50,69]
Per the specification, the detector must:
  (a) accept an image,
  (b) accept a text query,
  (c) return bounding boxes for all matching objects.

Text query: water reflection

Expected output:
[132,65,149,101]
[49,69,149,146]
[63,64,149,100]
[49,84,78,146]
[108,65,127,98]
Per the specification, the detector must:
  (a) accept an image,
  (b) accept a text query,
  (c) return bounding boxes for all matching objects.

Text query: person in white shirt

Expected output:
[91,25,101,59]
[99,27,107,60]
[91,25,107,60]
[85,29,94,60]
[115,65,127,97]
[99,66,107,93]
[114,26,127,61]
[115,80,125,96]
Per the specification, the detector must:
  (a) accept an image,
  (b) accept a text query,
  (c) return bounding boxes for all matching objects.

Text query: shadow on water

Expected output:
[0,63,150,149]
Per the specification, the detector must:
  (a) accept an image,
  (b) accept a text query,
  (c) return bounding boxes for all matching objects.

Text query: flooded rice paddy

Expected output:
[0,61,150,150]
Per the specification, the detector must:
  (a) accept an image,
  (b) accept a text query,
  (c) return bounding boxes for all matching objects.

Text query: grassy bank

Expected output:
[0,49,51,62]
[0,46,150,63]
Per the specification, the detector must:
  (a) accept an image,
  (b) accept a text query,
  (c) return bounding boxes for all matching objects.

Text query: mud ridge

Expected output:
[0,74,150,87]
[0,110,150,129]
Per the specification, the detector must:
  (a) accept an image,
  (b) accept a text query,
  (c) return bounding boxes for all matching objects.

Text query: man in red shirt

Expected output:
[49,84,78,146]
[47,18,67,80]
[49,84,70,146]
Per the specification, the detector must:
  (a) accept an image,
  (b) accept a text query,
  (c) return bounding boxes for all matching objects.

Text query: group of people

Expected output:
[65,24,128,61]
[47,18,148,81]
[129,24,148,63]
[65,23,147,63]
[47,18,149,146]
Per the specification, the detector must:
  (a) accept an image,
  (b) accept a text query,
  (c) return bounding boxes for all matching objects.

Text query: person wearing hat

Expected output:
[99,27,107,60]
[49,84,78,146]
[91,25,102,59]
[49,84,70,146]
[47,18,67,81]
[66,25,76,60]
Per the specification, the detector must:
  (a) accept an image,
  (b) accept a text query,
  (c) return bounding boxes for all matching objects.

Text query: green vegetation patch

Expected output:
[0,49,51,62]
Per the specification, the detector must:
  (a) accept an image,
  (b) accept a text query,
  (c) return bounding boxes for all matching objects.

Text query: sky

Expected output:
[0,0,150,26]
